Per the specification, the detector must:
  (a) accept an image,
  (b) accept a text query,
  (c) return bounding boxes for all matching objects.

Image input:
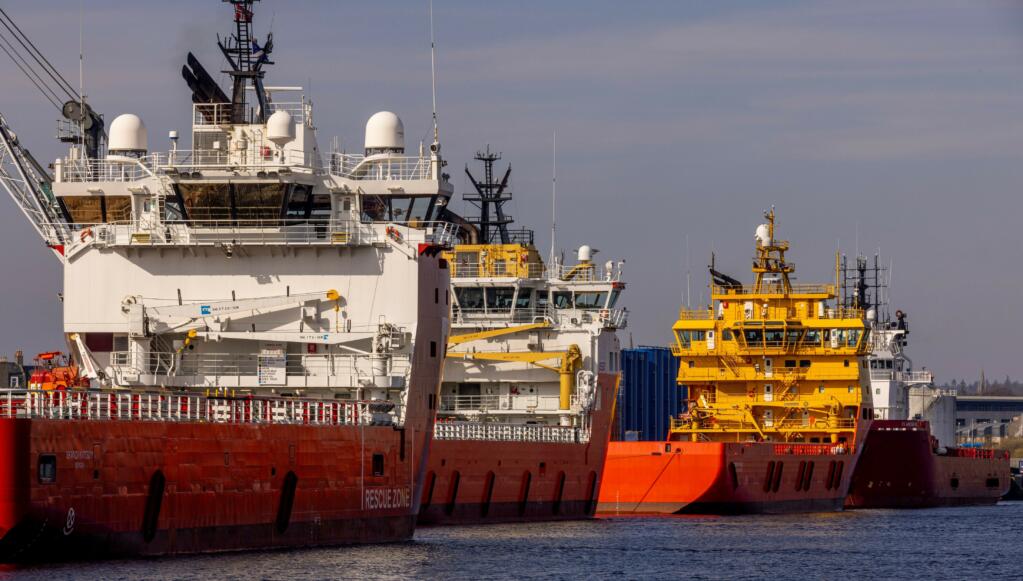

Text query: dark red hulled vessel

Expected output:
[838,256,1009,509]
[846,420,1009,508]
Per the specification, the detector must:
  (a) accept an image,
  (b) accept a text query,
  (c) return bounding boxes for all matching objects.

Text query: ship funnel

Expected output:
[365,111,405,155]
[108,114,148,156]
[755,224,771,247]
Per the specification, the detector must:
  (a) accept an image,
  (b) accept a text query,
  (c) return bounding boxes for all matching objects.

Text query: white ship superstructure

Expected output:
[843,255,957,446]
[438,151,626,442]
[1,3,454,424]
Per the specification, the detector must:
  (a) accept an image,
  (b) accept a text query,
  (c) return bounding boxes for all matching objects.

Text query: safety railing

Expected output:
[57,158,155,183]
[549,262,624,283]
[329,153,433,181]
[150,148,316,173]
[448,261,546,279]
[677,308,714,320]
[770,443,852,456]
[192,101,307,127]
[109,351,411,389]
[66,219,385,248]
[451,305,555,325]
[438,393,569,413]
[0,389,402,426]
[712,283,836,296]
[433,420,588,443]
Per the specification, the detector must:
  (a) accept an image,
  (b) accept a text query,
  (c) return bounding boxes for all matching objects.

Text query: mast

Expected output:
[751,208,794,293]
[463,146,515,244]
[217,0,273,124]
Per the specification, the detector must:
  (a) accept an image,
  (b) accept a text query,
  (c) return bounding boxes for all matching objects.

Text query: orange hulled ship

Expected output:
[598,210,870,514]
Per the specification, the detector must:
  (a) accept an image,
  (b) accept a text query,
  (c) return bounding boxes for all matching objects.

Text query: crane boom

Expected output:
[0,111,70,256]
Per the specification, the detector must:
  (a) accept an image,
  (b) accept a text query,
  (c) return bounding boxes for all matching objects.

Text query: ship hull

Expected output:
[597,440,861,515]
[845,420,1010,509]
[0,418,422,561]
[418,372,618,525]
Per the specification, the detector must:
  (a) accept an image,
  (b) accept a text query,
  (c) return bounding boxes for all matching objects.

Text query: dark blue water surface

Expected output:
[3,503,1020,580]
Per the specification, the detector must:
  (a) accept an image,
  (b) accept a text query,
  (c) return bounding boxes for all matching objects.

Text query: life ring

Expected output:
[80,228,94,243]
[261,145,272,159]
[386,226,403,244]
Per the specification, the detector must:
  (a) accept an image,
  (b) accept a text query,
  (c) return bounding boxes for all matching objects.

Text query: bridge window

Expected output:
[803,330,821,347]
[179,183,231,220]
[764,328,784,346]
[608,290,621,308]
[574,291,607,310]
[743,329,763,346]
[553,291,572,309]
[515,289,533,309]
[234,183,287,220]
[455,287,484,310]
[361,195,388,222]
[847,329,861,347]
[786,329,804,346]
[485,287,515,312]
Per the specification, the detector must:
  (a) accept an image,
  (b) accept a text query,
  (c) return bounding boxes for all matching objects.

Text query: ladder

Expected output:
[0,111,69,254]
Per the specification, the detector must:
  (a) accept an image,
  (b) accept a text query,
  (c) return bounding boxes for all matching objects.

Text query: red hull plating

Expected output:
[0,419,422,561]
[597,439,863,515]
[418,372,618,525]
[0,256,449,562]
[845,420,1010,509]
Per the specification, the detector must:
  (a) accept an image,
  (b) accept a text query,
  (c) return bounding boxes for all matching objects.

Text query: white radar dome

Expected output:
[364,111,405,153]
[266,110,295,146]
[755,224,771,247]
[108,114,148,153]
[866,308,877,322]
[577,245,594,262]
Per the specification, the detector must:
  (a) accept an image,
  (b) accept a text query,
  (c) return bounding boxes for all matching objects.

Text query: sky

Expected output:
[1,0,1022,383]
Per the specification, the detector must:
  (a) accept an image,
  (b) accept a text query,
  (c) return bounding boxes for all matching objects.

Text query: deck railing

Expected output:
[433,420,588,443]
[0,389,402,426]
[329,153,433,181]
[109,351,411,390]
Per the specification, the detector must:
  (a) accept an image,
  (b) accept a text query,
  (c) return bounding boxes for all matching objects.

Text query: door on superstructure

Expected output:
[764,384,774,402]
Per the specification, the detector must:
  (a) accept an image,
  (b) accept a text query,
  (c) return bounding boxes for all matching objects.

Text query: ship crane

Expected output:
[0,113,70,253]
[0,6,110,255]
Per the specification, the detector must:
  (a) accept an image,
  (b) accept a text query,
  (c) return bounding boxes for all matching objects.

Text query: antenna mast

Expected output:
[429,0,439,146]
[550,131,557,265]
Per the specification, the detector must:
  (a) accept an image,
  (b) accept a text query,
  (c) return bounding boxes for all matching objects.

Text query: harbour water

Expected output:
[4,502,1019,580]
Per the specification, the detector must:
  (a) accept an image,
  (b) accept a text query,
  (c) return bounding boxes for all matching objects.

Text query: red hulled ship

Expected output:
[0,0,456,560]
[418,151,626,524]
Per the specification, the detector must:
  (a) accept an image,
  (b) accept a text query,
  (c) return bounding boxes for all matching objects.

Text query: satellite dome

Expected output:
[266,110,295,146]
[754,224,771,247]
[108,114,148,153]
[577,245,594,262]
[364,111,404,154]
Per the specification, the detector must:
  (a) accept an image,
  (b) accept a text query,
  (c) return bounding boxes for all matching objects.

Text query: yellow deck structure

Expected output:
[670,210,868,444]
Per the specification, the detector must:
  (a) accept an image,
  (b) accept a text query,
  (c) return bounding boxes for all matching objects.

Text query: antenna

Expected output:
[550,131,557,266]
[429,0,439,146]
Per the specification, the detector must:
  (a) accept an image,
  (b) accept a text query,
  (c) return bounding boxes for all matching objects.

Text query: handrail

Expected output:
[329,153,433,181]
[0,389,402,427]
[433,420,588,443]
[712,283,836,296]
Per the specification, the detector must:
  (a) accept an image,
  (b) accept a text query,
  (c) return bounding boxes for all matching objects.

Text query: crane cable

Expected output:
[0,7,80,108]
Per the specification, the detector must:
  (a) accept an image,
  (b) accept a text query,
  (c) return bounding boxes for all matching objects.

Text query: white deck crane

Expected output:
[0,6,106,258]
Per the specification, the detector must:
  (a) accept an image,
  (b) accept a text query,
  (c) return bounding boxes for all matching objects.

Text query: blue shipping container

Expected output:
[614,347,686,441]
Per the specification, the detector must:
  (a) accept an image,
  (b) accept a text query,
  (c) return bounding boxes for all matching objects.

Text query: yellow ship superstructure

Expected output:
[671,210,869,445]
